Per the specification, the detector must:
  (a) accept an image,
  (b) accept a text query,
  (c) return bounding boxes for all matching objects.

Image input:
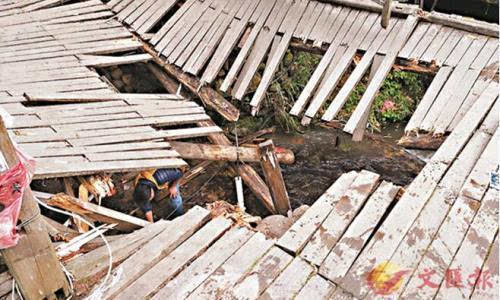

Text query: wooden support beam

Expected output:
[317,0,498,37]
[170,141,294,164]
[146,62,190,99]
[381,0,392,28]
[258,140,291,216]
[0,118,71,300]
[138,37,240,122]
[197,120,276,214]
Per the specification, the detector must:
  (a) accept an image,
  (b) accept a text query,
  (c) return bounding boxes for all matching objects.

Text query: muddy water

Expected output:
[184,125,425,217]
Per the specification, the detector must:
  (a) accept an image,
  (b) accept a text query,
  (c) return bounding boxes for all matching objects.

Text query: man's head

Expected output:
[134,183,155,204]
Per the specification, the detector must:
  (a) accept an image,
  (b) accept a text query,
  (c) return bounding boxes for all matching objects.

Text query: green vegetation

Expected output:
[217,51,430,133]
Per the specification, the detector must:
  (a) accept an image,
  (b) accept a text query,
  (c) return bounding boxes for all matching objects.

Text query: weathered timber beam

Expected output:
[258,140,291,216]
[318,0,498,37]
[146,62,190,99]
[138,36,240,122]
[421,11,499,37]
[381,0,393,28]
[316,0,418,15]
[170,141,294,164]
[198,120,276,214]
[398,134,446,150]
[0,118,71,299]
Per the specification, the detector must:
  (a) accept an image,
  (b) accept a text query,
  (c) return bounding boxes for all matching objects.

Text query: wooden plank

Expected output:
[166,0,232,64]
[432,68,483,134]
[183,0,251,74]
[300,170,380,266]
[404,66,454,133]
[187,232,275,299]
[115,217,233,300]
[70,127,221,147]
[258,140,291,215]
[47,114,210,132]
[295,275,336,300]
[77,53,152,67]
[340,160,449,298]
[231,0,293,100]
[421,26,453,62]
[409,23,443,60]
[218,0,277,92]
[102,206,211,299]
[460,129,499,201]
[365,129,492,299]
[30,142,172,159]
[200,0,263,83]
[478,100,499,135]
[36,191,150,231]
[288,8,358,116]
[65,219,170,283]
[258,257,315,299]
[398,22,430,59]
[420,36,488,132]
[432,82,498,164]
[470,234,499,300]
[156,0,216,56]
[248,0,308,114]
[322,17,396,121]
[293,1,318,39]
[444,33,476,67]
[150,0,198,46]
[319,181,399,282]
[14,126,155,144]
[151,227,254,300]
[297,2,325,41]
[276,171,358,254]
[0,111,70,299]
[399,195,480,299]
[135,0,178,34]
[435,188,498,299]
[434,29,467,65]
[449,69,497,131]
[303,12,380,121]
[85,150,179,162]
[343,15,419,140]
[34,158,187,179]
[308,4,336,46]
[228,247,294,300]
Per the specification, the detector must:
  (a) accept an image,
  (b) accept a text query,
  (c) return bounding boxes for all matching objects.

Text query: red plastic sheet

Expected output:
[0,147,35,249]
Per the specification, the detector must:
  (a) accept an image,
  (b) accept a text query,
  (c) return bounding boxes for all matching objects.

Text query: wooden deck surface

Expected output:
[0,0,223,179]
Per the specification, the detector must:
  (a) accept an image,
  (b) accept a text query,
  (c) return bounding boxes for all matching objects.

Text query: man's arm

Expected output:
[145,210,154,223]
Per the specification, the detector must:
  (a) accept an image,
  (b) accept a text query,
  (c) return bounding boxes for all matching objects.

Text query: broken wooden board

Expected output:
[115,217,232,300]
[35,191,149,231]
[103,206,210,299]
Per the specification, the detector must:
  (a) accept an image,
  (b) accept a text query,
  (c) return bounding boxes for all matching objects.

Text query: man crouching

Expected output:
[134,168,183,222]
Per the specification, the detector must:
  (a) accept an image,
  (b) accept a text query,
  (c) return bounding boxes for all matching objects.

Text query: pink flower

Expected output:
[381,100,396,113]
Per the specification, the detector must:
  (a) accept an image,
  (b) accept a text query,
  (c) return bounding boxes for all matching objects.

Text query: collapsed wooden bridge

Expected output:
[0,0,498,299]
[109,0,498,141]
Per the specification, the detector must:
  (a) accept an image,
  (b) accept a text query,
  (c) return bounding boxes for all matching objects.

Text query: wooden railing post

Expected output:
[258,140,291,216]
[0,117,71,300]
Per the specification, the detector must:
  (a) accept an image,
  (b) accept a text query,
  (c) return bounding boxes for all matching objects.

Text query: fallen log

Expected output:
[146,62,190,99]
[34,191,149,232]
[170,141,294,165]
[398,134,446,150]
[198,120,276,214]
[138,36,240,122]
